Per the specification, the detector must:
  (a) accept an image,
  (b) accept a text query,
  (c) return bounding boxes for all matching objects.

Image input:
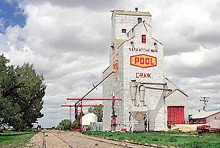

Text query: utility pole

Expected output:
[200,97,209,111]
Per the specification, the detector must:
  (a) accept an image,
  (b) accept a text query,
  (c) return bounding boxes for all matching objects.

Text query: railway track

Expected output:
[39,130,158,148]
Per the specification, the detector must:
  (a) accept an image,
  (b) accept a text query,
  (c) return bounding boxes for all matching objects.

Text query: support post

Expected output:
[69,106,72,130]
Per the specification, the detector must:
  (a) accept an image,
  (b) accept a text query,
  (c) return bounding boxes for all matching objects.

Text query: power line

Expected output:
[200,97,209,111]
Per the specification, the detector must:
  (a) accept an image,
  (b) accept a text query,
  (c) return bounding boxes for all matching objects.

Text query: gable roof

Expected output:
[165,78,188,97]
[115,20,149,49]
[165,88,188,98]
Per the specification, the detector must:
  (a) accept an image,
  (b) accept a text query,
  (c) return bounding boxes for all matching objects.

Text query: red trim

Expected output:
[67,98,122,100]
[61,104,103,107]
[205,111,220,118]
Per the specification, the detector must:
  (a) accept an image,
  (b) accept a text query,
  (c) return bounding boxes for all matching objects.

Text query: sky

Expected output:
[1,0,220,128]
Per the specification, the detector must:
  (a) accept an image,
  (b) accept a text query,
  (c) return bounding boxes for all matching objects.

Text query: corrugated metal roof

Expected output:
[112,10,151,16]
[191,110,220,119]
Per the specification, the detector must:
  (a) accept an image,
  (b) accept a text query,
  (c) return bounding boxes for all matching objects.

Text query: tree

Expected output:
[88,105,103,122]
[0,55,18,129]
[57,110,85,130]
[14,63,45,130]
[57,119,72,130]
[0,54,46,131]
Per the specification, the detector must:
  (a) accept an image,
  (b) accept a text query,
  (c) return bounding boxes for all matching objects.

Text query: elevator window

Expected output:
[142,35,146,43]
[138,18,142,23]
[122,29,126,33]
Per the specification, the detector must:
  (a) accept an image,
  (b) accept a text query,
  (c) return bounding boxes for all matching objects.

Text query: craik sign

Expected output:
[136,72,151,78]
[130,54,157,68]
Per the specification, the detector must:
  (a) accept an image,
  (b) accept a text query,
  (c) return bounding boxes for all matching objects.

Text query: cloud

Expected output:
[0,34,10,51]
[140,0,220,56]
[20,0,121,11]
[21,3,111,56]
[164,46,220,78]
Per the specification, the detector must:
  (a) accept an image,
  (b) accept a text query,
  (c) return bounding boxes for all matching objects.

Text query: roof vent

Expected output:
[135,8,138,12]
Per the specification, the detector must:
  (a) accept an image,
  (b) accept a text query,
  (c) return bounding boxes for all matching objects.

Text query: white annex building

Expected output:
[103,9,188,131]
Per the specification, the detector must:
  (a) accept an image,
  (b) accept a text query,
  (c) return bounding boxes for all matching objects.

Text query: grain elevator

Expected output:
[103,9,188,131]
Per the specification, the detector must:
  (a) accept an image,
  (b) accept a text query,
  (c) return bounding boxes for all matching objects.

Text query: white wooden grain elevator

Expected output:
[103,9,188,131]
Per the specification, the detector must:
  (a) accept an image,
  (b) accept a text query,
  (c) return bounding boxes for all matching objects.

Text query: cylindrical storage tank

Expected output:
[82,113,98,126]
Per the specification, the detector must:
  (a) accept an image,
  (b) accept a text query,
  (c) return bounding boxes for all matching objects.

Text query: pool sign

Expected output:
[130,54,157,68]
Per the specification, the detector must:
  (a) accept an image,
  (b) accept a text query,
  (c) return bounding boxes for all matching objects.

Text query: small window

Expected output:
[122,29,126,33]
[138,18,142,23]
[142,35,146,43]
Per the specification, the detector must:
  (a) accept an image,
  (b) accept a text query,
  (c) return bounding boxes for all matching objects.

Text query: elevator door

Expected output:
[167,106,184,125]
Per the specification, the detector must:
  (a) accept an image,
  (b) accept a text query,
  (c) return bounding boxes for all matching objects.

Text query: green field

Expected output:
[83,131,220,148]
[0,131,37,148]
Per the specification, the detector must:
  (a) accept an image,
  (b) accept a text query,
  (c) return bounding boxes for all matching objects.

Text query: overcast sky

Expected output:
[1,0,220,127]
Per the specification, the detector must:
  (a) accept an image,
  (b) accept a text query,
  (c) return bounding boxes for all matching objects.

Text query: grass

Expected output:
[82,131,220,148]
[0,130,37,148]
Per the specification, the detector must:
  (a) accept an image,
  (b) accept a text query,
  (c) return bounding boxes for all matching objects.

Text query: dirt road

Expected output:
[26,130,161,148]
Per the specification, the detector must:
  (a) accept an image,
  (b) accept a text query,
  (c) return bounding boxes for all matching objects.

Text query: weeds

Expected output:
[168,137,177,142]
[83,131,220,148]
